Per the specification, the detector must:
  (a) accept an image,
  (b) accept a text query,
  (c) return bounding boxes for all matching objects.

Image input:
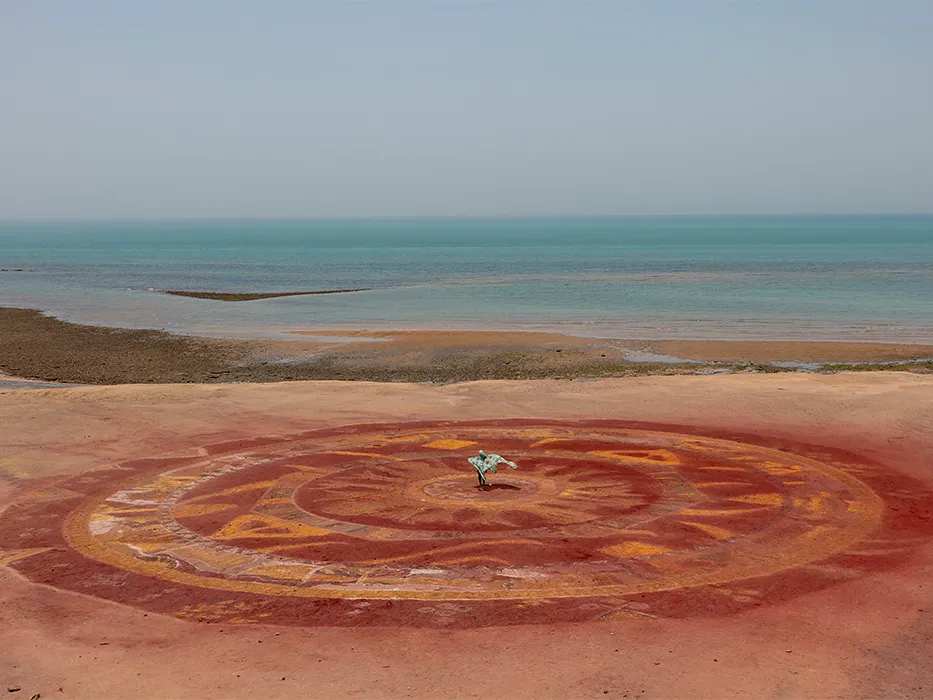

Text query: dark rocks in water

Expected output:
[162,289,370,301]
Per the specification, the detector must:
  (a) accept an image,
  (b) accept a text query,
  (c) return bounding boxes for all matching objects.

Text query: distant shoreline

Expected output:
[163,289,371,301]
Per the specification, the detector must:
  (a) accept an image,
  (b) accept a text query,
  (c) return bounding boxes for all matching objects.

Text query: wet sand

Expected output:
[292,329,933,363]
[1,373,932,699]
[2,307,932,384]
[626,338,933,363]
[0,307,248,384]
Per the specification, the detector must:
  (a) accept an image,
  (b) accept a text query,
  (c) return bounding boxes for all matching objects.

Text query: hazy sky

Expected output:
[2,1,932,219]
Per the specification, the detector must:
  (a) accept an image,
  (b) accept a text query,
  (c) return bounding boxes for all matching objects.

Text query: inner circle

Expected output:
[420,474,543,502]
[291,454,662,532]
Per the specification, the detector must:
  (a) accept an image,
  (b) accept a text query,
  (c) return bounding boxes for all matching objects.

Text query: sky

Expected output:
[1,0,932,219]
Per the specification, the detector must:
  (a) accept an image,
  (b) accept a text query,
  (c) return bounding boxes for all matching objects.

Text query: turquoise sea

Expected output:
[0,216,931,342]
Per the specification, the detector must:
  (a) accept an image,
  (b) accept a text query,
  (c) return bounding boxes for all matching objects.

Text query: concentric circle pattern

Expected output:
[2,420,931,628]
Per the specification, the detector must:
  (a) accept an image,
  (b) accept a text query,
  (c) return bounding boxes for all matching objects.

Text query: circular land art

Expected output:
[2,420,932,628]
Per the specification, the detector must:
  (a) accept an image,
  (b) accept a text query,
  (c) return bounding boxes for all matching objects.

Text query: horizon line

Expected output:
[2,212,932,225]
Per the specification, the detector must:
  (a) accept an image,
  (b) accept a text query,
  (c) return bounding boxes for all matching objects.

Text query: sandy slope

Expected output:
[1,373,932,699]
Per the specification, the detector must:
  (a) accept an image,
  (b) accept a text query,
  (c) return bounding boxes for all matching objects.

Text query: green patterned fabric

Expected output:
[468,450,518,486]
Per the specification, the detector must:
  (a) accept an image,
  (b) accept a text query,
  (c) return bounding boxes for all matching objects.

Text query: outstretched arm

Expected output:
[486,454,518,470]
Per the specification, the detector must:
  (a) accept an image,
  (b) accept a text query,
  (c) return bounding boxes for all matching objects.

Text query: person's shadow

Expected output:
[477,483,521,492]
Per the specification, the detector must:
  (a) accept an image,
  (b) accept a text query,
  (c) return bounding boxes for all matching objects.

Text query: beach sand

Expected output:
[2,307,931,385]
[1,373,932,699]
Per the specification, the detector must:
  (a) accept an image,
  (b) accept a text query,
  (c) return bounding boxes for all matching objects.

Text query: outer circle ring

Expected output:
[61,425,884,601]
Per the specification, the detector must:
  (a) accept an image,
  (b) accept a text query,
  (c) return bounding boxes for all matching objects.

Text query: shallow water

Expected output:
[1,216,931,341]
[0,379,79,390]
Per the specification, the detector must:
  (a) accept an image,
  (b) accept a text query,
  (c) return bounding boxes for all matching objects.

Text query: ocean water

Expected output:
[0,216,931,342]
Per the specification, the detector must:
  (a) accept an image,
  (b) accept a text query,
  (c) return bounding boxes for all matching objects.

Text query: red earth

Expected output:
[2,374,932,698]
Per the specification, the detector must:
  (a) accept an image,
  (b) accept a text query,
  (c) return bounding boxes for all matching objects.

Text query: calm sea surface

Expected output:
[0,216,931,342]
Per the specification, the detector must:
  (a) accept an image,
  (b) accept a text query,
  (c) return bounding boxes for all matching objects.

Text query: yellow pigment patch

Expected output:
[794,493,834,518]
[245,565,314,580]
[422,439,478,450]
[147,475,199,490]
[590,449,680,465]
[612,529,659,537]
[729,493,783,506]
[602,542,672,559]
[679,507,768,516]
[113,524,177,544]
[212,514,332,540]
[680,521,735,540]
[256,497,294,506]
[761,463,803,476]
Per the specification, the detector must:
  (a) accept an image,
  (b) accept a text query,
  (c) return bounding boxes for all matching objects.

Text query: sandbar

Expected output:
[163,288,370,301]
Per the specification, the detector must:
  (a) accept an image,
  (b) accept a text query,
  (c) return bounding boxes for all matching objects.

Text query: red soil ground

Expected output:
[1,374,932,699]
